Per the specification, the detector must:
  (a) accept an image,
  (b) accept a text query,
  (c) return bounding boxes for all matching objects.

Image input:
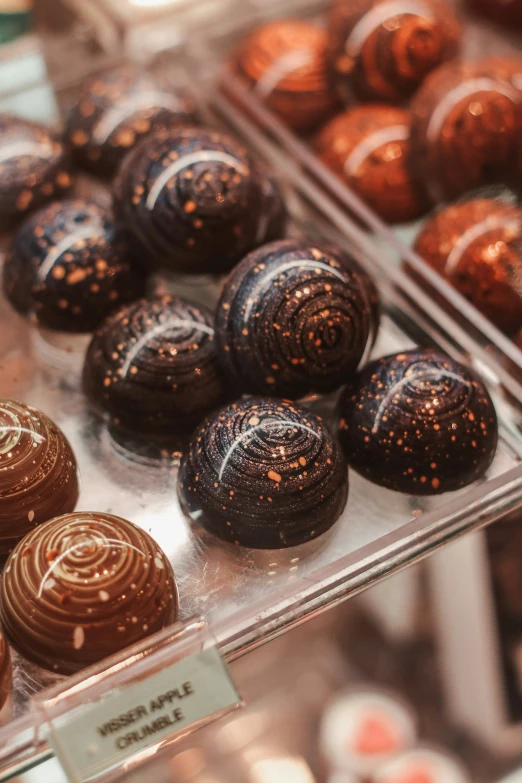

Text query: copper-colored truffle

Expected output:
[235,19,338,132]
[0,512,178,675]
[327,0,461,105]
[0,115,72,231]
[0,400,79,557]
[414,197,522,334]
[315,106,429,223]
[409,59,522,203]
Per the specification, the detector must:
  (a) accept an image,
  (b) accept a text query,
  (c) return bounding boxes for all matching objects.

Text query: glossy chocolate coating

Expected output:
[409,59,522,203]
[337,349,498,494]
[0,512,178,674]
[215,240,380,398]
[0,114,72,231]
[64,64,198,178]
[0,634,11,712]
[113,126,279,274]
[315,106,430,223]
[0,400,79,557]
[414,197,522,334]
[327,0,461,105]
[3,199,147,332]
[179,397,348,548]
[235,19,338,132]
[83,295,227,437]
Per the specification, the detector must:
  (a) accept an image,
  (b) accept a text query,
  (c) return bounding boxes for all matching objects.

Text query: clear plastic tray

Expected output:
[199,0,522,398]
[0,45,522,783]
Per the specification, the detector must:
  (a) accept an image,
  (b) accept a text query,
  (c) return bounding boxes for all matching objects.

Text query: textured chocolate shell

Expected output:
[215,239,380,398]
[3,199,147,332]
[112,126,279,275]
[337,349,498,494]
[83,295,228,436]
[0,512,178,674]
[414,197,522,334]
[327,0,461,104]
[235,19,338,131]
[315,106,430,223]
[0,400,79,557]
[64,64,198,178]
[0,114,72,230]
[179,397,348,549]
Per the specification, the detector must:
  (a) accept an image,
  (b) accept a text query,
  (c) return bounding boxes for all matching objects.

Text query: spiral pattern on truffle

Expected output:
[314,106,430,223]
[113,127,272,274]
[327,0,461,104]
[409,59,522,203]
[65,64,198,178]
[0,400,79,557]
[83,295,228,436]
[0,512,178,674]
[235,19,338,131]
[179,397,348,549]
[3,199,147,332]
[0,114,72,230]
[414,197,522,334]
[337,349,498,494]
[216,240,379,398]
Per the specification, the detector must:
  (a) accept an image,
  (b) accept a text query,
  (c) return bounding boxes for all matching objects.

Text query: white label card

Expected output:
[46,646,241,783]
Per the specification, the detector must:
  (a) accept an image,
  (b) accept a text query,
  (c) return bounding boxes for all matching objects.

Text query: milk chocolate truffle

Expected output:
[64,64,198,178]
[234,19,338,132]
[0,400,79,557]
[414,197,522,334]
[83,295,227,437]
[113,127,278,274]
[409,59,522,203]
[327,0,461,105]
[0,634,11,713]
[3,199,147,332]
[0,115,72,231]
[215,240,380,398]
[337,349,498,494]
[179,397,348,549]
[315,106,430,223]
[0,512,178,674]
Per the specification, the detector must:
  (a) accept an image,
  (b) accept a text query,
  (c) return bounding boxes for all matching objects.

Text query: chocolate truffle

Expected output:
[234,19,338,132]
[178,397,348,549]
[215,240,380,398]
[315,106,430,223]
[0,400,79,557]
[64,64,198,178]
[0,114,72,231]
[327,0,461,105]
[0,633,11,713]
[414,197,522,334]
[337,349,498,494]
[113,127,279,274]
[409,59,522,203]
[83,294,227,437]
[0,512,178,674]
[3,199,147,332]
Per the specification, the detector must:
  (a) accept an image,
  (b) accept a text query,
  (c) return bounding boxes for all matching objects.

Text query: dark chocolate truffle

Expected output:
[414,197,522,334]
[234,19,338,131]
[112,126,281,275]
[0,512,178,674]
[0,114,72,231]
[327,0,461,105]
[0,400,79,557]
[315,106,430,223]
[0,633,11,713]
[178,397,348,549]
[337,349,498,494]
[215,240,380,398]
[3,199,147,332]
[64,64,198,178]
[409,59,522,203]
[83,294,227,437]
